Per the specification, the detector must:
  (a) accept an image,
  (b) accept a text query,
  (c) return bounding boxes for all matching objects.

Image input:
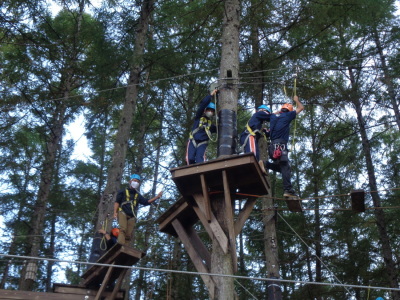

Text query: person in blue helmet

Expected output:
[186,89,218,165]
[261,95,304,197]
[113,174,163,245]
[239,104,272,162]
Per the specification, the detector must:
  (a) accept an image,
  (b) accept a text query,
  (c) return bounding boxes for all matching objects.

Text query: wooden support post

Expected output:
[192,194,229,254]
[107,268,128,300]
[172,219,215,299]
[200,173,212,222]
[222,170,238,273]
[95,262,114,300]
[234,198,257,236]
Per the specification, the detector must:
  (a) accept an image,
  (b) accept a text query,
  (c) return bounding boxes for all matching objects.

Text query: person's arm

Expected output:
[294,95,304,114]
[148,191,163,204]
[98,229,111,240]
[113,202,120,219]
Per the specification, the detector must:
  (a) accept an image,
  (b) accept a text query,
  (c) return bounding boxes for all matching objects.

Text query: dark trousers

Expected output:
[266,160,293,192]
[186,139,208,165]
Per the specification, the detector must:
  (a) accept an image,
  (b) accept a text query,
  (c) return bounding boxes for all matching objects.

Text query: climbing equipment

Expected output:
[130,174,141,181]
[119,188,139,218]
[189,116,213,147]
[281,103,294,111]
[111,227,120,237]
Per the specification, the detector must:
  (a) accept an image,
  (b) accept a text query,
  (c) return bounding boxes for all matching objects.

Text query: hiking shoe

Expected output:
[259,160,267,174]
[283,190,298,197]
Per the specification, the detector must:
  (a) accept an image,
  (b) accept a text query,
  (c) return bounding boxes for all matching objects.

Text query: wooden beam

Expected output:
[52,284,124,299]
[158,200,190,232]
[172,219,215,299]
[186,226,211,269]
[192,193,229,254]
[94,262,114,300]
[200,174,212,222]
[107,268,128,300]
[0,289,123,300]
[285,196,302,212]
[234,198,257,236]
[222,170,238,273]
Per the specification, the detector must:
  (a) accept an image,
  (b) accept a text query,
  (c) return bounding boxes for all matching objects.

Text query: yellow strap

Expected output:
[190,117,214,141]
[124,189,138,218]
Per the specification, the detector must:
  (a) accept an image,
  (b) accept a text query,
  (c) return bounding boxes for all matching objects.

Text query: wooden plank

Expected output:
[350,189,365,212]
[0,289,115,300]
[81,244,144,288]
[170,154,270,197]
[107,268,128,300]
[234,198,257,236]
[200,174,211,222]
[222,170,238,273]
[53,284,124,298]
[186,226,211,269]
[172,219,215,299]
[158,200,190,232]
[192,193,229,254]
[285,196,302,212]
[94,262,114,300]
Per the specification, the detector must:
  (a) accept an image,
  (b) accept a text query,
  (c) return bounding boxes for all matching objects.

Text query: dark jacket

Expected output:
[191,95,217,141]
[115,187,150,217]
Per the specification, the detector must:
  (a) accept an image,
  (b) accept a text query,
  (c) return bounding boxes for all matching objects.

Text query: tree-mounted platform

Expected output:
[80,243,145,299]
[0,244,144,300]
[156,153,270,299]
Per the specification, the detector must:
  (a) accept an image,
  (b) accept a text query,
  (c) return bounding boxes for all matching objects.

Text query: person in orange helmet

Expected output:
[260,95,304,197]
[98,227,119,250]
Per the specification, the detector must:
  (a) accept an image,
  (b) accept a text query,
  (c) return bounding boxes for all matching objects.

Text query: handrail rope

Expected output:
[2,253,400,292]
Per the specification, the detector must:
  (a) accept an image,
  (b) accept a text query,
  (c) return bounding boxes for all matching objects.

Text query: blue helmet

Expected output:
[130,174,141,181]
[376,298,385,300]
[257,105,271,113]
[206,102,216,110]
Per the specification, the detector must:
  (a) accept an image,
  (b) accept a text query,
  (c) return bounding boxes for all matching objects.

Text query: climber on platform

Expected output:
[114,174,163,245]
[260,95,304,197]
[239,104,272,161]
[186,89,218,165]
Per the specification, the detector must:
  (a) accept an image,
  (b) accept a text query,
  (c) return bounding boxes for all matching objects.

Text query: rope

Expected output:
[278,212,354,297]
[1,253,399,292]
[99,216,109,251]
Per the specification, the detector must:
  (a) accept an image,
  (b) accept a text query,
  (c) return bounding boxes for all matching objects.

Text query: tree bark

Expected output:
[89,0,155,262]
[348,66,400,300]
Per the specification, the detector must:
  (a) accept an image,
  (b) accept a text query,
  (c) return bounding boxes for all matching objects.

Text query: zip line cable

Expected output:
[1,253,399,293]
[277,212,354,297]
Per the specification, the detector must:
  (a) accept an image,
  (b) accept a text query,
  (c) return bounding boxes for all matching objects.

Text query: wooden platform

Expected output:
[0,284,124,300]
[79,243,145,300]
[156,153,270,299]
[170,153,270,197]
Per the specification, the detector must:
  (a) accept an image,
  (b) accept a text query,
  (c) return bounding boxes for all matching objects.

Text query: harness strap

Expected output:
[190,117,212,140]
[120,189,138,218]
[190,139,209,148]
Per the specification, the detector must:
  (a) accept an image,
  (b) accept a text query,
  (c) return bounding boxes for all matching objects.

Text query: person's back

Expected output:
[262,96,304,197]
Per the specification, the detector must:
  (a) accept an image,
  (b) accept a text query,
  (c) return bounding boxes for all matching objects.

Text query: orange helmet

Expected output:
[281,103,293,112]
[111,228,120,237]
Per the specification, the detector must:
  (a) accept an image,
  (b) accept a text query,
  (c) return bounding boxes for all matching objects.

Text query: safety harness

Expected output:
[189,116,213,148]
[240,122,267,152]
[119,188,139,218]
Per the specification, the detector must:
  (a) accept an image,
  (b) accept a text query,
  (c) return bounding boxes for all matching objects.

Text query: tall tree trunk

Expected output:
[19,100,67,291]
[211,0,240,299]
[45,213,56,292]
[373,28,400,131]
[89,0,155,262]
[348,66,400,299]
